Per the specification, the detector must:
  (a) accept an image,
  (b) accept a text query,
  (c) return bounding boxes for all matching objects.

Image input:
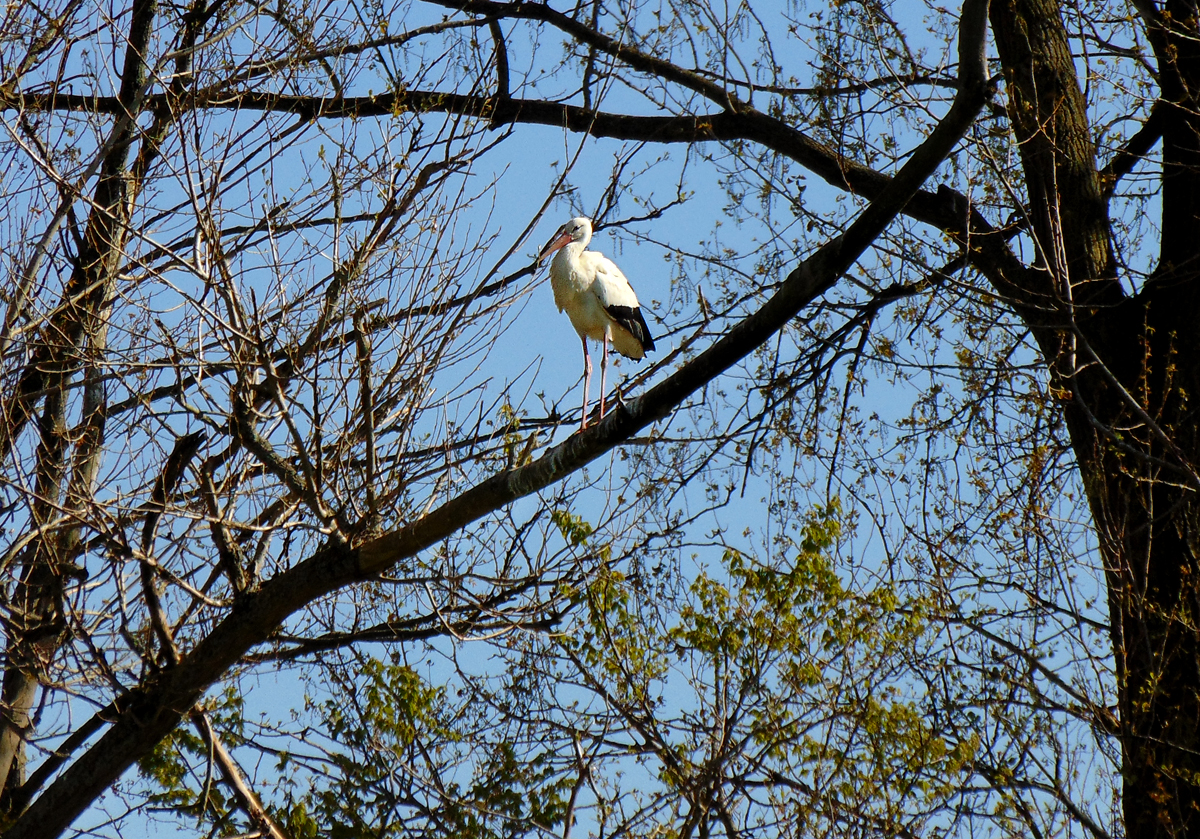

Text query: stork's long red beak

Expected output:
[537,227,572,263]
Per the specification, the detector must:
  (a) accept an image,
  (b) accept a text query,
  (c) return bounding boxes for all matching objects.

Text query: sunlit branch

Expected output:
[192,712,294,839]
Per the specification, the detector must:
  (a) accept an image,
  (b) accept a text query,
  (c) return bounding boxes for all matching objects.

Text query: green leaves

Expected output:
[550,501,971,835]
[551,508,594,546]
[321,658,442,749]
[285,656,577,839]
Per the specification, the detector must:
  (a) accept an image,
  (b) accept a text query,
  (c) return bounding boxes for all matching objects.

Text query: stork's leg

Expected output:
[580,334,591,430]
[599,334,610,420]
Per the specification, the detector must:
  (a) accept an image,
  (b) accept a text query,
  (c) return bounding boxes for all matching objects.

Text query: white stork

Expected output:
[537,217,655,429]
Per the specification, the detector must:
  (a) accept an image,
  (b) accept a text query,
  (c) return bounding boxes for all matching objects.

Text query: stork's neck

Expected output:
[553,239,586,269]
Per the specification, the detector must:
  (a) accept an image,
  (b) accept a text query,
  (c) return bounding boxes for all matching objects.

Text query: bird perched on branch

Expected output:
[537,217,655,429]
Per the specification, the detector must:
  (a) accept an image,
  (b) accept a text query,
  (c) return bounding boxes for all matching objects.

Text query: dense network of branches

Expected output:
[0,0,1194,837]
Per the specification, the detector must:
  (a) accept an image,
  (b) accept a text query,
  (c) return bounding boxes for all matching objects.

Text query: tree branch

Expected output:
[192,712,294,839]
[1101,100,1165,200]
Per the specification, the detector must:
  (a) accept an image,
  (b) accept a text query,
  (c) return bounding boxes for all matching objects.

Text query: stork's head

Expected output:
[537,217,593,263]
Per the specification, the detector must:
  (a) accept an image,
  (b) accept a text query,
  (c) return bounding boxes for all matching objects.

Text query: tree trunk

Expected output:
[0,0,158,810]
[990,1,1200,834]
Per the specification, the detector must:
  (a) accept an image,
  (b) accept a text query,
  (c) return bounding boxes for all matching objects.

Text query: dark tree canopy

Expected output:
[0,0,1195,837]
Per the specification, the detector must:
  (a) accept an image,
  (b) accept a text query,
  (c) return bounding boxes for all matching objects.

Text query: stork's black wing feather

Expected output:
[604,305,656,353]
